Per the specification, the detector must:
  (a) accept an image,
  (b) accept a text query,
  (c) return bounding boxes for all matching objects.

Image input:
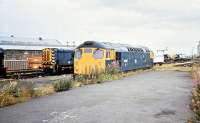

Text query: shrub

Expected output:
[74,75,87,82]
[0,82,18,107]
[105,67,120,75]
[192,64,200,85]
[74,74,97,85]
[0,81,38,107]
[32,84,54,97]
[96,68,122,83]
[53,79,72,92]
[0,93,16,107]
[191,85,200,122]
[190,63,200,122]
[13,81,35,98]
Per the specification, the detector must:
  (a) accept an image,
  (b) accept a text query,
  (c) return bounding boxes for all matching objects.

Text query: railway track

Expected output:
[4,69,44,79]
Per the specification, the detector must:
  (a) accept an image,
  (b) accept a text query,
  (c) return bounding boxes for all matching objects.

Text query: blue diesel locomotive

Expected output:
[74,41,154,75]
[42,48,74,74]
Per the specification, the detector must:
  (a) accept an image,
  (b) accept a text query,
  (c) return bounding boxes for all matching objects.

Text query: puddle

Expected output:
[155,109,176,117]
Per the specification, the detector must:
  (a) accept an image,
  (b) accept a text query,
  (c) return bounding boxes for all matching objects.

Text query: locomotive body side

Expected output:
[0,48,6,77]
[42,48,74,74]
[116,48,153,72]
[74,41,153,75]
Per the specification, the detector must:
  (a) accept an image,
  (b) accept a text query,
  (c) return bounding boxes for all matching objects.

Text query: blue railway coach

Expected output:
[116,47,153,71]
[103,42,154,72]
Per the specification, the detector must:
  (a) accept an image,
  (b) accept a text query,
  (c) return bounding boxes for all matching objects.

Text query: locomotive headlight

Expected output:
[68,61,71,64]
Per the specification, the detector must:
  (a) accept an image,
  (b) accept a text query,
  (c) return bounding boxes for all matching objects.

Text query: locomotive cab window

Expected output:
[106,51,111,58]
[84,48,92,53]
[93,49,104,59]
[75,49,82,59]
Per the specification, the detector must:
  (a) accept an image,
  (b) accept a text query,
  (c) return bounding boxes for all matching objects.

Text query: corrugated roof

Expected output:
[0,45,74,50]
[0,36,63,46]
[0,36,75,50]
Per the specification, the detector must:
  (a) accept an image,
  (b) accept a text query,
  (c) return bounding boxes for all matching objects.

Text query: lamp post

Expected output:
[192,47,194,60]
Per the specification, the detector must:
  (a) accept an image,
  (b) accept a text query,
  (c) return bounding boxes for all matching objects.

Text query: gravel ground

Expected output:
[0,71,193,123]
[0,74,72,90]
[19,74,72,84]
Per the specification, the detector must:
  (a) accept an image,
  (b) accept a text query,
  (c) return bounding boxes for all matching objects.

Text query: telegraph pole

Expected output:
[73,41,76,47]
[66,41,69,47]
[192,47,194,60]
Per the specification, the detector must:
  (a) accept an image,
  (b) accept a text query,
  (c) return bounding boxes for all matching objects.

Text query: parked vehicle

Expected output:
[174,54,191,63]
[2,54,42,78]
[3,56,42,72]
[74,41,153,75]
[153,51,164,65]
[164,54,173,63]
[0,48,6,77]
[42,48,74,74]
[4,60,28,71]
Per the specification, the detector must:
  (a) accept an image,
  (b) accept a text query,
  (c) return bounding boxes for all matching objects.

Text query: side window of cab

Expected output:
[75,49,82,59]
[106,51,111,58]
[93,49,104,59]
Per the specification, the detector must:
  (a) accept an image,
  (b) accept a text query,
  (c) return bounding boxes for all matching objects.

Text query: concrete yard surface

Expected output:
[0,71,193,123]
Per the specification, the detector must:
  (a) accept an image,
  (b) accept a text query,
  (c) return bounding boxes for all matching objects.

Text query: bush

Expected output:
[191,85,200,121]
[0,80,38,107]
[32,84,54,97]
[95,67,122,83]
[13,81,35,98]
[53,79,72,92]
[192,64,200,85]
[0,82,18,107]
[190,63,200,122]
[105,67,120,75]
[0,93,16,107]
[74,75,87,82]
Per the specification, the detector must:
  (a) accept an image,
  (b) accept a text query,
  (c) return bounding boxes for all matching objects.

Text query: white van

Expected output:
[153,52,164,65]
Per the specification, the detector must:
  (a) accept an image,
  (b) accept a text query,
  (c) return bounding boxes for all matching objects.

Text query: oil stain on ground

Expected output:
[155,109,176,118]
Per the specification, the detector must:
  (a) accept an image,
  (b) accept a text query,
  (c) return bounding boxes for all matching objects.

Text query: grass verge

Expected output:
[0,80,55,107]
[53,79,73,92]
[187,63,200,123]
[153,63,192,72]
[0,78,74,108]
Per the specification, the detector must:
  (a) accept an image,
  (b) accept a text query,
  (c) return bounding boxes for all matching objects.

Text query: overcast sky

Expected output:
[0,0,199,55]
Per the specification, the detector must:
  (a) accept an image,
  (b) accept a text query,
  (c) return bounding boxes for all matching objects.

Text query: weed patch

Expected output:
[189,63,200,122]
[53,79,73,92]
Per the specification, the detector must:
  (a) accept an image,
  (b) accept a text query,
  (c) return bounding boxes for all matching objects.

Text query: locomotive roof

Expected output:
[0,48,3,53]
[48,48,74,52]
[77,41,151,52]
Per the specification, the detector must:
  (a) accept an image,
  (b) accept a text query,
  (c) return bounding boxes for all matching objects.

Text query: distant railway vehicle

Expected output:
[174,54,191,63]
[153,51,164,65]
[4,60,28,71]
[0,48,6,77]
[164,54,173,63]
[74,41,153,75]
[42,48,74,74]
